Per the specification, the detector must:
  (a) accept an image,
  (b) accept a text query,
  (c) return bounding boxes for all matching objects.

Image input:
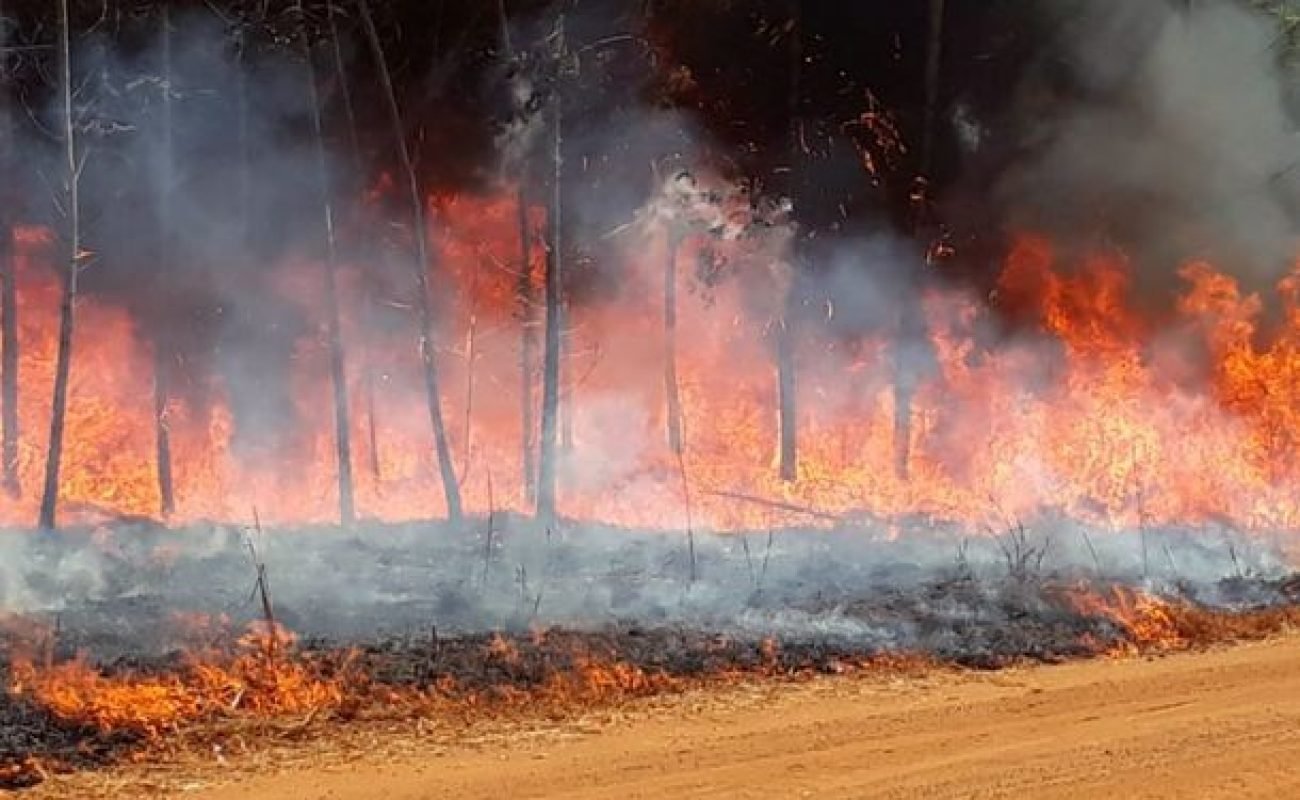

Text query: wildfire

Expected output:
[1066,584,1300,657]
[4,594,1296,787]
[1066,586,1188,655]
[0,199,1298,532]
[6,623,348,738]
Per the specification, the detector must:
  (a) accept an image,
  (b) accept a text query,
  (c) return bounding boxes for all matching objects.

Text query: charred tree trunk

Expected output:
[299,1,356,525]
[153,5,176,517]
[358,0,463,522]
[0,2,18,499]
[776,0,801,483]
[39,0,80,531]
[664,231,684,455]
[536,14,566,525]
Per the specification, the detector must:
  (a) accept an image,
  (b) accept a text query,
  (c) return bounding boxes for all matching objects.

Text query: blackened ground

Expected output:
[0,689,141,790]
[0,518,1297,789]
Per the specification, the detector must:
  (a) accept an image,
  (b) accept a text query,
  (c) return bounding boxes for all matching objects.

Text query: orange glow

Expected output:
[1,203,1299,532]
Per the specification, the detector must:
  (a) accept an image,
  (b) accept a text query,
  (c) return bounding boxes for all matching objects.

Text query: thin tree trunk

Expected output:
[358,0,463,522]
[776,316,797,481]
[664,232,683,454]
[0,219,15,499]
[894,0,945,482]
[665,232,694,581]
[234,15,257,417]
[516,188,536,503]
[0,0,18,498]
[39,0,80,531]
[298,1,355,525]
[235,28,251,250]
[361,298,381,481]
[462,256,480,474]
[921,0,946,177]
[153,5,176,517]
[561,313,573,454]
[777,0,801,483]
[327,0,382,486]
[498,0,537,505]
[536,13,566,525]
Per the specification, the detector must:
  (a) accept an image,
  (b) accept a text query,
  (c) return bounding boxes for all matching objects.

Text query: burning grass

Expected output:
[2,573,1297,791]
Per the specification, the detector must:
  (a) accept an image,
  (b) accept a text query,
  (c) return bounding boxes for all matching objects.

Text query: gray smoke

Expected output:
[0,517,1290,658]
[994,0,1298,292]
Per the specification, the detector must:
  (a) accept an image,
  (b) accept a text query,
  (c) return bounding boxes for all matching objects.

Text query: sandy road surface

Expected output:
[188,637,1300,800]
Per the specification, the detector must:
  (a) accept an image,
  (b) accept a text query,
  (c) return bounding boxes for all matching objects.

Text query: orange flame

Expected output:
[7,623,346,737]
[1,203,1298,532]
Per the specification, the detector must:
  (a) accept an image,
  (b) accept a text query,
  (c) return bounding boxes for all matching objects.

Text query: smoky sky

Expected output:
[986,0,1299,297]
[0,0,1295,454]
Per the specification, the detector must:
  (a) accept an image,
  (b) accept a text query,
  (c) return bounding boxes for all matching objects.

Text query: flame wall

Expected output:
[2,196,1298,533]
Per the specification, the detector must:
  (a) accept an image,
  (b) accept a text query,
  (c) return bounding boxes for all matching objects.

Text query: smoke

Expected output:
[0,518,1289,662]
[11,7,362,454]
[992,0,1299,293]
[0,3,1295,609]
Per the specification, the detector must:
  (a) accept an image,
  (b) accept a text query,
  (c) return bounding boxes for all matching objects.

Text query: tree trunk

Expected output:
[536,14,566,525]
[664,232,683,455]
[39,0,80,531]
[299,1,355,525]
[777,0,801,483]
[498,0,537,505]
[462,256,480,473]
[776,315,797,482]
[153,5,176,517]
[894,0,946,482]
[235,25,251,252]
[517,188,537,503]
[922,0,946,177]
[0,221,15,499]
[327,0,383,486]
[0,1,19,498]
[358,0,463,522]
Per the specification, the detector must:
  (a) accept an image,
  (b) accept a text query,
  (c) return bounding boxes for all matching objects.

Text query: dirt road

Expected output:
[187,637,1300,800]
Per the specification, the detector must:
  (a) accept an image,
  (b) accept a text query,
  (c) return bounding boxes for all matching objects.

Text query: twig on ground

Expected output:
[246,507,277,660]
[705,489,839,522]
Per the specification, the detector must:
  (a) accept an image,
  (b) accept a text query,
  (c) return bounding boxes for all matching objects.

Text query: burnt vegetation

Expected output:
[1,518,1299,788]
